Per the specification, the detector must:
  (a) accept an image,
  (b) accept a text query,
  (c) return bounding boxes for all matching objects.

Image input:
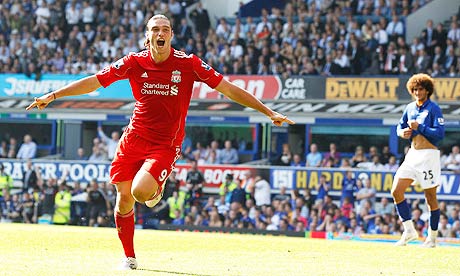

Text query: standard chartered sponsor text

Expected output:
[141,82,171,95]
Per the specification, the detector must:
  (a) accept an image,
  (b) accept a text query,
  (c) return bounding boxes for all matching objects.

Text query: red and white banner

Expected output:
[192,75,281,100]
[174,164,256,188]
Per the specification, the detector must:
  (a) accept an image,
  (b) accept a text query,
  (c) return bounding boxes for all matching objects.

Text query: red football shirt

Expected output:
[96,48,223,147]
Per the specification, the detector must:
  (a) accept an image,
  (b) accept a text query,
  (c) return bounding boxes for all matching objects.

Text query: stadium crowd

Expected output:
[1,0,460,240]
[0,0,459,79]
[1,138,460,240]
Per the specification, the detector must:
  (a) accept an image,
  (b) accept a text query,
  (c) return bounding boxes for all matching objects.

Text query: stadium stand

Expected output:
[0,0,460,240]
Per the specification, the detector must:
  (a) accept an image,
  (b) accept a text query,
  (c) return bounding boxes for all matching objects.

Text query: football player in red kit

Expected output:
[26,14,294,269]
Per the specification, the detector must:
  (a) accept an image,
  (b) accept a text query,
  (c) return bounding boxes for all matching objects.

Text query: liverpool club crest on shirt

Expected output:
[171,70,181,83]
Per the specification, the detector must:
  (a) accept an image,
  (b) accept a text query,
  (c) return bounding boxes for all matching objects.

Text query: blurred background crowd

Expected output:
[0,0,459,79]
[0,0,460,238]
[1,138,460,239]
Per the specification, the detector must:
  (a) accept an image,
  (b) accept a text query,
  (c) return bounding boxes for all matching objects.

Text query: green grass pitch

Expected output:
[1,223,459,276]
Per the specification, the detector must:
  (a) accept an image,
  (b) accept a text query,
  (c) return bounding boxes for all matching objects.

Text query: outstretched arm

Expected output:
[215,78,295,126]
[26,75,102,110]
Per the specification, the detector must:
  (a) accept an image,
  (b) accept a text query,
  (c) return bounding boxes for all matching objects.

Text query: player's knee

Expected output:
[391,187,402,201]
[115,192,135,214]
[425,195,438,210]
[131,186,151,203]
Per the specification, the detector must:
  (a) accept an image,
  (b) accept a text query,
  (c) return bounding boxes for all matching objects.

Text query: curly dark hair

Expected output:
[406,73,435,98]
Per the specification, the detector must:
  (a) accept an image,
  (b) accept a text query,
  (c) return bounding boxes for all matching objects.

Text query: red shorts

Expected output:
[110,128,181,190]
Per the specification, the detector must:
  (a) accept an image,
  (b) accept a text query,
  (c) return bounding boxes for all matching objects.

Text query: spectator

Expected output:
[86,179,111,227]
[374,21,389,48]
[341,170,358,207]
[166,190,185,222]
[376,197,394,216]
[380,146,394,165]
[53,183,72,224]
[0,140,7,158]
[215,18,231,40]
[321,143,340,167]
[216,194,230,216]
[421,19,438,56]
[438,213,452,238]
[75,147,88,160]
[303,188,315,212]
[340,197,354,219]
[447,20,460,43]
[385,14,404,43]
[6,193,22,222]
[175,18,193,48]
[340,158,352,169]
[435,22,448,50]
[71,181,84,196]
[444,145,460,172]
[367,155,385,171]
[16,134,37,159]
[22,159,38,192]
[35,2,51,26]
[255,15,272,35]
[384,156,399,171]
[383,42,399,75]
[356,178,376,212]
[189,1,211,38]
[204,149,219,165]
[229,178,246,210]
[315,174,330,203]
[163,170,180,200]
[171,209,185,225]
[253,175,271,207]
[219,173,237,204]
[185,159,205,204]
[350,145,368,167]
[208,206,223,228]
[220,140,238,164]
[273,143,292,166]
[333,48,351,74]
[88,145,108,162]
[398,45,414,75]
[0,163,13,217]
[97,126,120,160]
[431,46,445,71]
[39,178,58,217]
[305,143,322,167]
[21,192,35,224]
[81,1,95,26]
[206,140,221,164]
[348,36,365,74]
[414,48,432,73]
[290,154,305,167]
[240,170,255,199]
[273,186,290,203]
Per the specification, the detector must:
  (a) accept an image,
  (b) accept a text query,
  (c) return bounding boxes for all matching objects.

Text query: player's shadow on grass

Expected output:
[137,268,216,276]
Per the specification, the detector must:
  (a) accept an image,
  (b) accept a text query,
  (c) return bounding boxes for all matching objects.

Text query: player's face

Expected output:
[146,18,173,54]
[412,85,428,103]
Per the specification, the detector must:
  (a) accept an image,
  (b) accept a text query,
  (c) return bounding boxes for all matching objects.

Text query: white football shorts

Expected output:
[394,148,441,189]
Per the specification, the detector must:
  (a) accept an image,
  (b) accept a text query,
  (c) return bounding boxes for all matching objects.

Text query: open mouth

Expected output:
[157,39,165,47]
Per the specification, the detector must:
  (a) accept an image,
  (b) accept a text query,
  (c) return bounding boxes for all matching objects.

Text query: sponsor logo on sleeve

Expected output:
[201,61,211,71]
[113,58,124,69]
[438,117,445,125]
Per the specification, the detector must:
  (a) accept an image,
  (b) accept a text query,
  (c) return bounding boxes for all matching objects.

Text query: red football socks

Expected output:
[115,209,135,258]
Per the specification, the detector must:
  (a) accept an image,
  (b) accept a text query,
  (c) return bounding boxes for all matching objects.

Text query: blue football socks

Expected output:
[396,199,411,221]
[430,209,440,231]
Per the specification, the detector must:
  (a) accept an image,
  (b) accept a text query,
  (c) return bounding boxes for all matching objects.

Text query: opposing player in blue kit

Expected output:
[391,73,445,247]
